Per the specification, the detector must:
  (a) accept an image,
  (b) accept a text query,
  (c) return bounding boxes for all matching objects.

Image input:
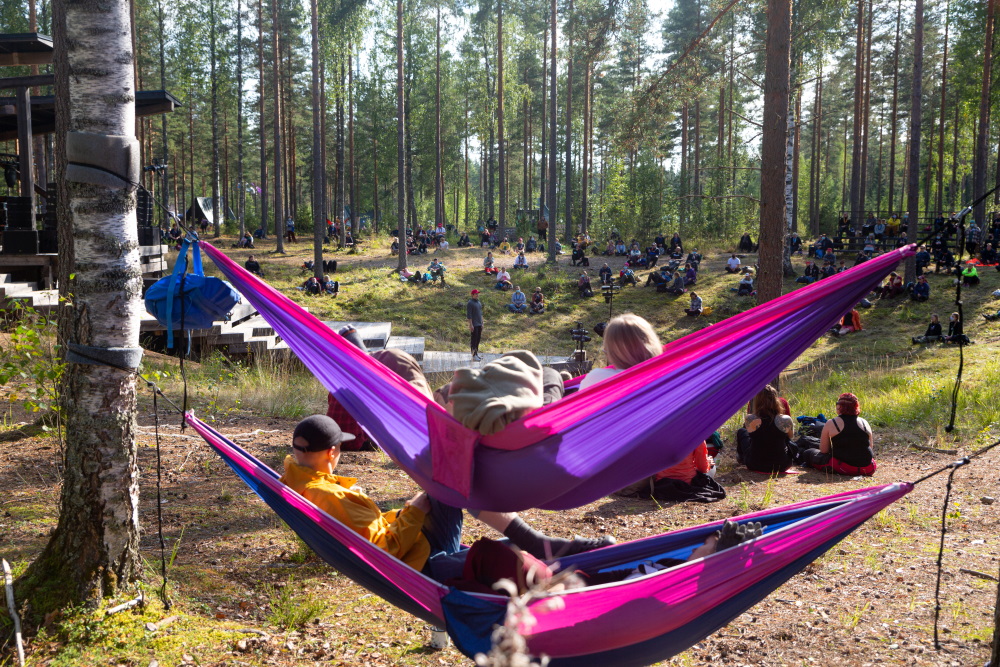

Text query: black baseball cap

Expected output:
[292,415,356,452]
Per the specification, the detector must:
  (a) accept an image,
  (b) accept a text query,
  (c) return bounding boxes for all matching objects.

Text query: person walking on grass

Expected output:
[467,289,484,361]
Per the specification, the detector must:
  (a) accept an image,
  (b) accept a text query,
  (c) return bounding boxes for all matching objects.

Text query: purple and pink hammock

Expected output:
[185,243,917,665]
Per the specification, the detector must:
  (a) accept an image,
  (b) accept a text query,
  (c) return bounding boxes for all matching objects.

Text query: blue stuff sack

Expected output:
[145,237,241,348]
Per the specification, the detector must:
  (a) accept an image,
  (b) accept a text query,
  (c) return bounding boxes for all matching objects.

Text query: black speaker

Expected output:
[38,229,58,254]
[1,229,39,254]
[138,226,159,246]
[136,189,153,228]
[4,197,34,230]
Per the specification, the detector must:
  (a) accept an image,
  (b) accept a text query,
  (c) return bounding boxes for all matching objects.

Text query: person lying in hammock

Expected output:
[281,414,615,583]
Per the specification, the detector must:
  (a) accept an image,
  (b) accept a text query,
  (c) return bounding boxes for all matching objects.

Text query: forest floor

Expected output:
[1,232,999,666]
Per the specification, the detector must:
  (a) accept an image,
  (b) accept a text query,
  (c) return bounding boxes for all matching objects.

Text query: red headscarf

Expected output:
[837,392,861,416]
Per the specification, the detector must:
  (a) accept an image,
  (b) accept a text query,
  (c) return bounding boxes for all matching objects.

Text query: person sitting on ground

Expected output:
[619,265,637,287]
[483,251,498,274]
[800,393,876,476]
[833,309,862,336]
[854,250,872,266]
[458,232,472,247]
[615,240,628,256]
[513,251,529,270]
[685,291,703,316]
[788,232,802,255]
[498,237,512,255]
[525,236,538,253]
[628,243,642,266]
[578,271,594,297]
[507,286,528,314]
[820,260,837,280]
[686,249,702,270]
[683,262,698,286]
[529,287,545,314]
[515,237,526,253]
[322,275,339,296]
[436,237,449,251]
[599,263,614,285]
[936,248,955,274]
[725,253,742,273]
[911,274,930,302]
[645,245,660,268]
[738,233,755,252]
[962,263,980,287]
[302,276,322,295]
[837,260,848,273]
[643,267,669,292]
[736,271,755,296]
[877,272,904,299]
[981,242,997,265]
[616,440,726,503]
[912,313,943,343]
[571,244,590,267]
[281,414,612,584]
[665,270,686,295]
[239,231,255,249]
[796,261,820,284]
[736,385,797,474]
[943,312,970,344]
[580,313,661,390]
[245,254,263,276]
[480,230,492,247]
[427,258,446,285]
[495,267,513,290]
[669,232,684,254]
[603,239,615,256]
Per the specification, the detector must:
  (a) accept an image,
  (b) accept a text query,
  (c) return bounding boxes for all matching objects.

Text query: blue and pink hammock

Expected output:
[186,243,917,664]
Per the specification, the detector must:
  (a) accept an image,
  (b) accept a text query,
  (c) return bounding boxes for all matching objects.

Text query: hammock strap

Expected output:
[152,387,172,610]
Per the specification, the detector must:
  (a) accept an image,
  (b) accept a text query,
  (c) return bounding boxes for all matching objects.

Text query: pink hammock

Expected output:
[201,242,913,511]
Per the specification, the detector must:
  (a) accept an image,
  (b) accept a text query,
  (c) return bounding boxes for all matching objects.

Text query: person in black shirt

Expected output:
[801,393,876,476]
[912,313,942,343]
[943,312,970,344]
[245,254,263,276]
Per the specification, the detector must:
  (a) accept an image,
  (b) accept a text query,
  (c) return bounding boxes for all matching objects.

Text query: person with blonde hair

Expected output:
[580,313,662,390]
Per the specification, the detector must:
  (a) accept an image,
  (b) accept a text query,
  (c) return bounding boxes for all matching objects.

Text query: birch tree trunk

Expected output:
[19,0,143,613]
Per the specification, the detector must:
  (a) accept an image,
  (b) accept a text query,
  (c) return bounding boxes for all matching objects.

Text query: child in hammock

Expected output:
[281,413,615,584]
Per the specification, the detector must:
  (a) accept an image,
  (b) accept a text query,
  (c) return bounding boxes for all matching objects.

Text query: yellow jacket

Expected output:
[279,456,430,570]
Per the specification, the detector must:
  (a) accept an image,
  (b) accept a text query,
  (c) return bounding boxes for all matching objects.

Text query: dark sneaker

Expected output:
[560,535,616,556]
[715,520,764,551]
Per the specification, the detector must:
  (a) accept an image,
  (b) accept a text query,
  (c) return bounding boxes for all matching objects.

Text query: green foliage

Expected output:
[262,578,328,630]
[0,302,66,422]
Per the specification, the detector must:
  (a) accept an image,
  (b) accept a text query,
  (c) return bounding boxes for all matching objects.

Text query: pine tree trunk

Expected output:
[905,0,923,285]
[210,0,221,236]
[540,22,547,215]
[858,0,873,215]
[310,0,323,277]
[258,0,268,237]
[757,0,791,304]
[349,49,357,237]
[973,0,997,225]
[848,0,864,228]
[157,0,170,216]
[581,57,590,234]
[888,0,901,215]
[272,0,284,252]
[547,0,557,264]
[435,2,442,228]
[936,2,950,215]
[338,61,347,247]
[497,0,506,230]
[236,0,245,238]
[680,103,688,226]
[564,0,574,242]
[19,0,143,614]
[396,0,407,271]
